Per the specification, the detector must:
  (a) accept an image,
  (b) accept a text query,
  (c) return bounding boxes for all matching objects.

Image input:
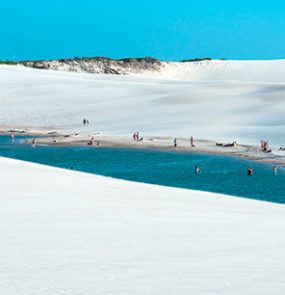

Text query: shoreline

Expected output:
[1,128,285,167]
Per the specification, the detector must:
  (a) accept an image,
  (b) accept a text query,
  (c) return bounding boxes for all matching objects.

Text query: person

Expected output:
[173,138,177,148]
[32,138,36,148]
[261,140,269,152]
[247,166,254,176]
[272,164,278,176]
[133,132,136,141]
[264,141,268,151]
[216,141,237,147]
[195,165,201,174]
[136,132,140,141]
[190,136,195,147]
[83,118,86,125]
[263,140,272,153]
[261,140,264,151]
[86,119,90,125]
[10,132,15,143]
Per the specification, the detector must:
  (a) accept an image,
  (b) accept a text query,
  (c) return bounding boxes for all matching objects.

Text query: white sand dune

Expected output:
[1,60,285,145]
[161,59,285,82]
[0,156,285,295]
[1,60,285,294]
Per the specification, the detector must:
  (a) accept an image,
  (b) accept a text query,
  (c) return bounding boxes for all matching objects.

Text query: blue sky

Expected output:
[1,0,285,61]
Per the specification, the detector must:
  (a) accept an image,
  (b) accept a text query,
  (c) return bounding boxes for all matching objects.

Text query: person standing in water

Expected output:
[173,138,177,148]
[32,138,36,148]
[247,166,254,176]
[272,164,278,176]
[190,136,195,147]
[10,132,15,143]
[195,165,201,174]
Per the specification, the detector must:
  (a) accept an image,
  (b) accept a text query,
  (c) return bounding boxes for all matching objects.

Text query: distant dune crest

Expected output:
[17,57,285,82]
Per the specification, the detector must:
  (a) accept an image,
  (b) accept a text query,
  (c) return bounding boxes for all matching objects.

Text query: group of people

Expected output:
[87,138,99,146]
[216,141,237,147]
[10,132,37,148]
[248,165,278,176]
[6,131,281,178]
[133,132,143,141]
[195,165,278,176]
[261,140,270,152]
[83,118,90,126]
[173,136,195,148]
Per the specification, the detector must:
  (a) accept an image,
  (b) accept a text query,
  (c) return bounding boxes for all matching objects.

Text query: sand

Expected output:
[1,61,285,146]
[1,60,285,294]
[0,156,285,295]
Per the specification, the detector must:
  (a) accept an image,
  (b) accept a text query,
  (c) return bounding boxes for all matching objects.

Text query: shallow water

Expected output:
[1,135,285,204]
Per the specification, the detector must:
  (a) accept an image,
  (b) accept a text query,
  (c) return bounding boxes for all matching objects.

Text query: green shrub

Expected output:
[0,60,18,65]
[180,58,212,62]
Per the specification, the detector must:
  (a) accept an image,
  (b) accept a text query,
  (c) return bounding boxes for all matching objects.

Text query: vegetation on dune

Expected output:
[0,60,18,65]
[118,57,160,63]
[0,57,228,65]
[180,57,212,62]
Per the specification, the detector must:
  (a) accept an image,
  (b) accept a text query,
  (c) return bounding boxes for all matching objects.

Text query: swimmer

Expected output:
[247,166,254,176]
[273,164,278,176]
[195,165,201,174]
